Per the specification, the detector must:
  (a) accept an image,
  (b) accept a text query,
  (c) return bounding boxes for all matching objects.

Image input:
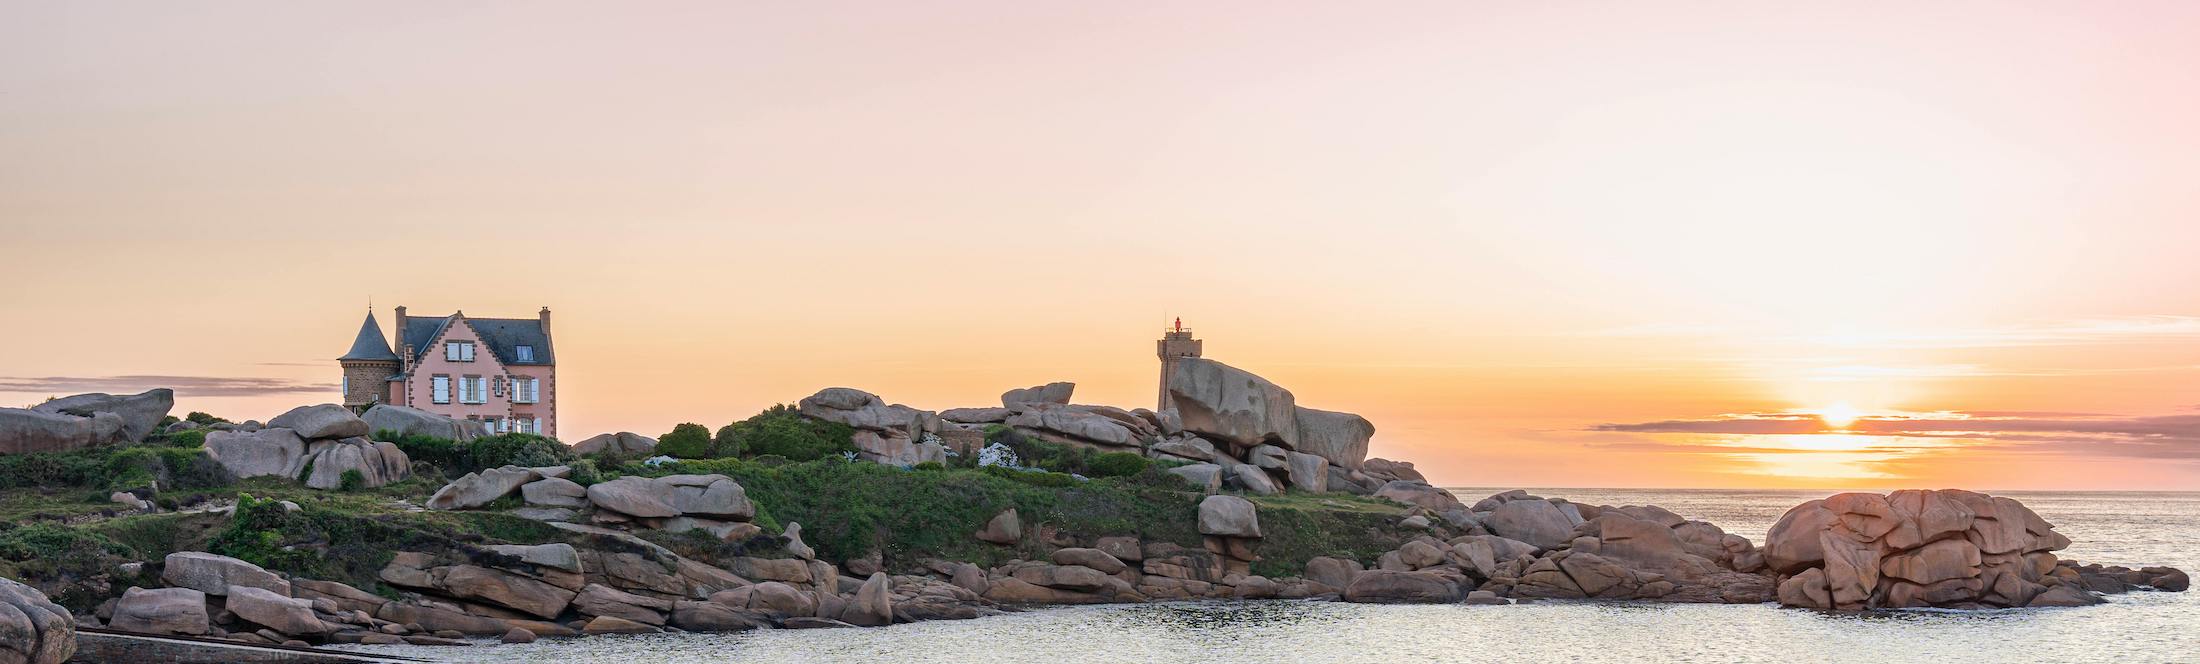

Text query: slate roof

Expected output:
[400,313,554,366]
[338,312,400,362]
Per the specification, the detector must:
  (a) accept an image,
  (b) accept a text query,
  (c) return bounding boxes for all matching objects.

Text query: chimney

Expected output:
[539,306,552,331]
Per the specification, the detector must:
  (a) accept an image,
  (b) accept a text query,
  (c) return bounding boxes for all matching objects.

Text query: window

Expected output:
[513,377,539,404]
[431,375,451,404]
[497,418,510,433]
[515,345,534,362]
[514,417,533,434]
[460,376,486,404]
[445,341,475,362]
[342,376,350,396]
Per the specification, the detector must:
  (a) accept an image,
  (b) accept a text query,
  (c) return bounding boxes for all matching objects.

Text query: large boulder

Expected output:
[304,438,411,489]
[1482,499,1580,551]
[1164,463,1224,492]
[1006,406,1140,448]
[1223,461,1281,495]
[797,388,931,438]
[1375,481,1464,512]
[1001,382,1075,408]
[361,404,487,441]
[572,432,656,456]
[0,408,127,454]
[1166,358,1298,449]
[224,585,330,636]
[939,408,1013,424]
[654,474,755,520]
[1283,452,1329,492]
[521,477,589,507]
[1292,407,1372,470]
[1197,495,1261,538]
[202,428,311,480]
[108,586,209,635]
[162,552,290,597]
[435,565,578,620]
[840,573,894,627]
[1342,570,1462,603]
[30,388,172,443]
[426,466,542,510]
[976,509,1022,544]
[585,476,679,518]
[0,576,74,664]
[267,404,369,440]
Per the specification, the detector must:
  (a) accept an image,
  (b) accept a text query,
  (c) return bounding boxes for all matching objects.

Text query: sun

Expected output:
[1814,402,1862,429]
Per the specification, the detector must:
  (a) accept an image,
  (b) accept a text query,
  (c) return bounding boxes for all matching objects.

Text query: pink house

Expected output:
[339,306,559,438]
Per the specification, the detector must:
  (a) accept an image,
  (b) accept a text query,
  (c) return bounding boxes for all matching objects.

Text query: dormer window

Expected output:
[515,345,534,362]
[445,341,475,362]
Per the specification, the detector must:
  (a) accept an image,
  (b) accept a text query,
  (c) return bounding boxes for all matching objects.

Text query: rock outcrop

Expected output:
[0,576,74,664]
[1166,358,1299,450]
[1763,490,2153,610]
[1000,382,1075,408]
[202,404,410,490]
[572,432,656,457]
[28,388,173,443]
[361,404,489,442]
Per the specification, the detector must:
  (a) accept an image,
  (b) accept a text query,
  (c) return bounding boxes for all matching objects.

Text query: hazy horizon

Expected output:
[4,2,2196,490]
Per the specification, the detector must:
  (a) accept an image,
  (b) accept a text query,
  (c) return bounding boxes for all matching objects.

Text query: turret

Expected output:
[338,310,400,409]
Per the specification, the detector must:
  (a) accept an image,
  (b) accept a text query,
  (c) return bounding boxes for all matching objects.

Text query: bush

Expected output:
[720,405,856,461]
[1086,452,1151,478]
[383,431,570,476]
[657,423,714,458]
[713,424,742,459]
[912,461,945,471]
[338,469,366,492]
[185,411,230,425]
[564,458,602,486]
[166,429,206,448]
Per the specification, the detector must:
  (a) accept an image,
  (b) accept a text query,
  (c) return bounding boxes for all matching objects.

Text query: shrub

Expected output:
[564,458,602,486]
[657,423,714,458]
[184,411,229,425]
[384,431,570,476]
[720,405,856,461]
[1086,452,1151,478]
[713,424,742,459]
[166,429,206,448]
[912,461,945,471]
[338,469,366,492]
[467,433,573,470]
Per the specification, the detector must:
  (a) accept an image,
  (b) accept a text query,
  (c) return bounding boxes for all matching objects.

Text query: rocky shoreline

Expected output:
[0,370,2188,663]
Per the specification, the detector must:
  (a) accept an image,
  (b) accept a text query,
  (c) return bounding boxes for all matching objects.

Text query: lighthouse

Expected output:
[1155,317,1203,412]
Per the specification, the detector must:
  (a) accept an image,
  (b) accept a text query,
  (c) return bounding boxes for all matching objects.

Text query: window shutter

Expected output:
[533,417,543,435]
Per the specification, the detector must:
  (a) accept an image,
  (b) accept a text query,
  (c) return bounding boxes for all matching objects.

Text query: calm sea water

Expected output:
[342,489,2200,664]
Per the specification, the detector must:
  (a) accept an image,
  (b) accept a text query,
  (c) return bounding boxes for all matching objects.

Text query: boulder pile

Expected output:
[1765,489,2189,610]
[792,359,1424,498]
[0,388,172,455]
[203,404,412,490]
[429,468,766,544]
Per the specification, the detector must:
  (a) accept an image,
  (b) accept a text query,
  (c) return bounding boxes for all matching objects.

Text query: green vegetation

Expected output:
[200,490,566,596]
[717,405,856,461]
[185,411,230,426]
[985,428,1152,478]
[378,430,571,478]
[1245,492,1421,577]
[615,455,1207,570]
[656,422,713,458]
[0,444,230,493]
[338,469,366,492]
[165,429,206,448]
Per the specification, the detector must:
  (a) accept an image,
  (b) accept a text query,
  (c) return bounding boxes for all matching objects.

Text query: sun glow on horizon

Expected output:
[1812,402,1863,429]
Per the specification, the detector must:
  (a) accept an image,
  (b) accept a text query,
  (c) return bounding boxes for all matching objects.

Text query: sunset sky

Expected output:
[4,2,2196,489]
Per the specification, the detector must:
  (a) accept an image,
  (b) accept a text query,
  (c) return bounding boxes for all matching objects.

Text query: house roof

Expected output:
[401,313,554,366]
[338,311,400,362]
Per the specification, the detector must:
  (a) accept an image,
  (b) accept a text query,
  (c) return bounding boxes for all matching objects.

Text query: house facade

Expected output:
[339,306,558,438]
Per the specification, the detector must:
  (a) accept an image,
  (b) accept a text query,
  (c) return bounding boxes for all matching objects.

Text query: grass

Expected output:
[0,432,1425,606]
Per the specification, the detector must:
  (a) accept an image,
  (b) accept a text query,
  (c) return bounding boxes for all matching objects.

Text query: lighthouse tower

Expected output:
[1155,317,1203,412]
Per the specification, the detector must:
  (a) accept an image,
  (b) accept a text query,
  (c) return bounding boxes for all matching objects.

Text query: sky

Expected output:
[2,1,2196,490]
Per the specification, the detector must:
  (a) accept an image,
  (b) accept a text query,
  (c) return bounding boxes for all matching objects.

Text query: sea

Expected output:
[338,489,2200,663]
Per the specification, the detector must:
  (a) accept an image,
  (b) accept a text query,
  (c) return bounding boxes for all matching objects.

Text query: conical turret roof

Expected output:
[339,311,400,362]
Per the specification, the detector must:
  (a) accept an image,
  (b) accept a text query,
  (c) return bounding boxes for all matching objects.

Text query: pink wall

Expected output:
[507,363,556,439]
[402,318,515,428]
